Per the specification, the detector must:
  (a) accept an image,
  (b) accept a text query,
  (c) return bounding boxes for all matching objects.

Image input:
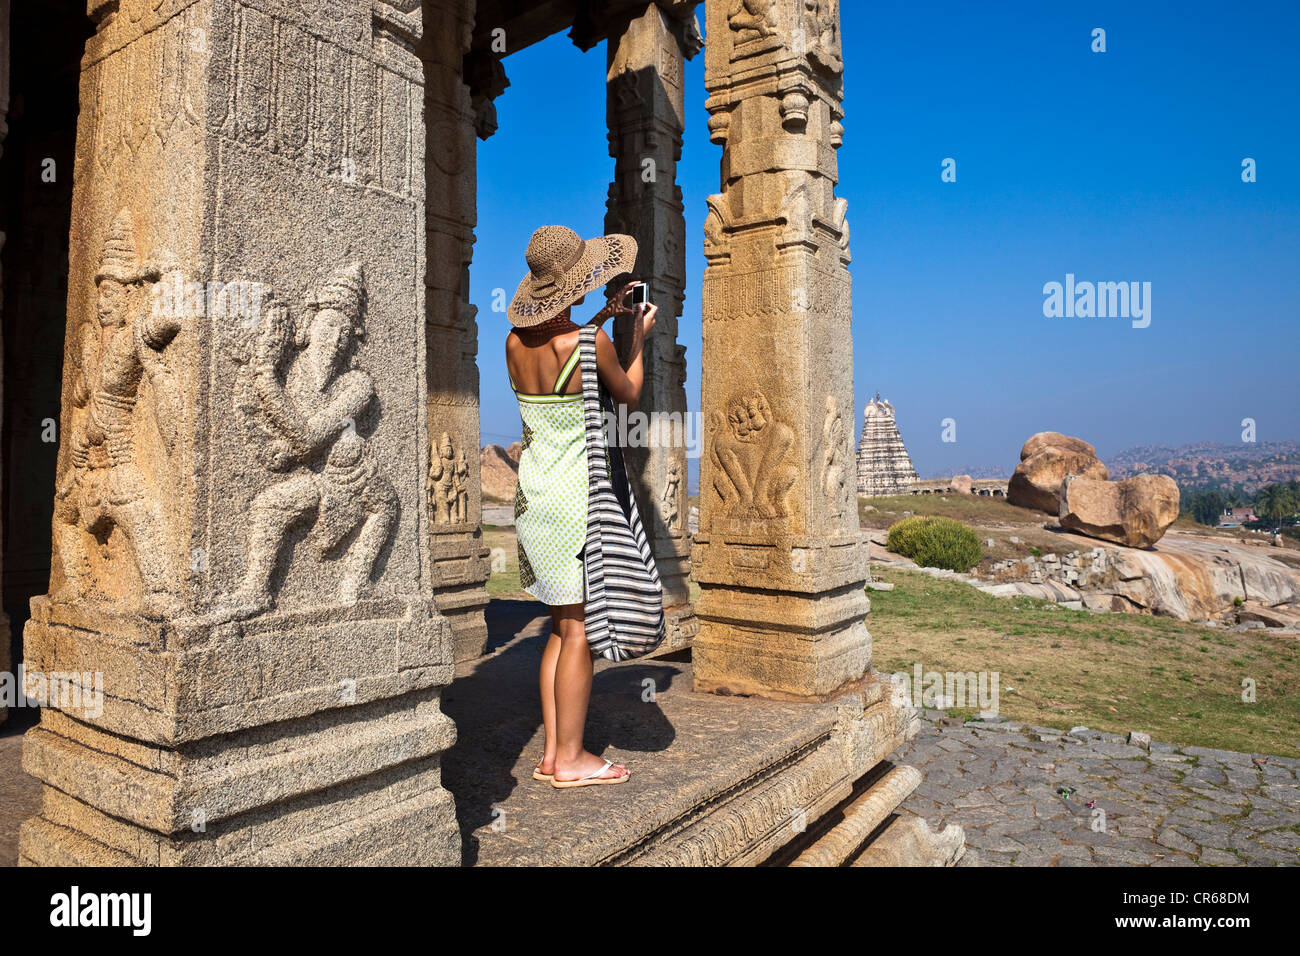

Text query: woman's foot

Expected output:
[552,751,629,783]
[533,754,556,781]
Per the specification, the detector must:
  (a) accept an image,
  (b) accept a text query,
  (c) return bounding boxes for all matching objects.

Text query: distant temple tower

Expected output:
[856,393,919,495]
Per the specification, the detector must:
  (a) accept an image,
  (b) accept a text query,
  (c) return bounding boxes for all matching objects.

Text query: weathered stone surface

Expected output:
[479,443,519,502]
[893,713,1299,867]
[1008,432,1109,514]
[792,765,921,866]
[19,0,461,866]
[444,604,919,867]
[851,812,966,866]
[856,394,919,496]
[505,441,522,463]
[985,528,1300,621]
[695,0,873,700]
[1060,473,1180,548]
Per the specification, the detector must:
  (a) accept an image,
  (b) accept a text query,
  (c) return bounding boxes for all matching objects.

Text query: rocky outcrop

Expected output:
[856,393,918,496]
[985,533,1300,622]
[1059,473,1180,549]
[481,444,519,502]
[506,441,522,464]
[1007,432,1109,514]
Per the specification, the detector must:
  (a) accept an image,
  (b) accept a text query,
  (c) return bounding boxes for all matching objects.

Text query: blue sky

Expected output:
[471,0,1299,481]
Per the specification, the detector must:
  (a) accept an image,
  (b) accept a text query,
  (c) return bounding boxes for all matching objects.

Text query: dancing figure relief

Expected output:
[711,390,797,519]
[212,263,397,623]
[662,459,682,532]
[53,209,184,618]
[822,395,847,512]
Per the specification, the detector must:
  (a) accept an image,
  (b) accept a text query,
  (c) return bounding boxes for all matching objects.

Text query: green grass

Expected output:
[482,524,538,603]
[868,566,1300,757]
[859,493,1036,530]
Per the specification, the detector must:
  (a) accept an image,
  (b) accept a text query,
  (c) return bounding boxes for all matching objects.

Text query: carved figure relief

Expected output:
[831,196,851,258]
[711,391,797,519]
[703,193,731,254]
[800,0,843,73]
[428,432,470,524]
[212,263,397,622]
[662,459,682,532]
[822,395,847,514]
[728,0,777,43]
[53,208,183,618]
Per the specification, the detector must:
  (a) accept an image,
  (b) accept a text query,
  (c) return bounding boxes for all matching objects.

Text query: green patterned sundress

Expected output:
[510,343,588,605]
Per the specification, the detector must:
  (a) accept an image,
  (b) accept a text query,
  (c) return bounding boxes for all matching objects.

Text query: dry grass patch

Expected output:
[868,567,1300,757]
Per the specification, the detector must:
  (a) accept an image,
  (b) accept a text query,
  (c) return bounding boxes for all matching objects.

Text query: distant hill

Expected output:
[1108,440,1300,492]
[920,465,1009,480]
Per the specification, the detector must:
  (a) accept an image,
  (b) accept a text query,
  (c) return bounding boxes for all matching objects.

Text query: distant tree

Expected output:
[1181,487,1227,526]
[1254,483,1298,532]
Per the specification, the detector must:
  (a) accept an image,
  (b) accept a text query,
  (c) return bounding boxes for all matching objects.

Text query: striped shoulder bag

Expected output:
[578,323,666,661]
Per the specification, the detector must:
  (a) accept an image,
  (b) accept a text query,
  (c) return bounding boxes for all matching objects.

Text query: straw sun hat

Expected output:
[507,225,638,327]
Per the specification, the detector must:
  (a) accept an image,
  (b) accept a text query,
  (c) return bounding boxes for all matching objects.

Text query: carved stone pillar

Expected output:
[604,2,700,649]
[424,0,491,664]
[19,0,459,865]
[693,0,867,698]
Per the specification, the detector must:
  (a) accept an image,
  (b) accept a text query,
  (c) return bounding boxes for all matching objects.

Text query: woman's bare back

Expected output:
[505,324,583,395]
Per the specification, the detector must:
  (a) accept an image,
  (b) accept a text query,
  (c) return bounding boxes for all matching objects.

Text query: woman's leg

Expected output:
[551,602,629,782]
[536,611,563,776]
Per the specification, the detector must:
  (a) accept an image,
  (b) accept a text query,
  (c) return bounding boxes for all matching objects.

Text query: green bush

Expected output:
[885,515,983,572]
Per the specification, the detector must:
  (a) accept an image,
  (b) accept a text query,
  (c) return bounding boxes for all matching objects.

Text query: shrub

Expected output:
[886,515,983,572]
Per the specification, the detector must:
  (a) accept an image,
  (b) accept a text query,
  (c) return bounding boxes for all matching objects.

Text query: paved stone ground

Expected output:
[443,600,845,866]
[895,715,1300,866]
[0,708,41,867]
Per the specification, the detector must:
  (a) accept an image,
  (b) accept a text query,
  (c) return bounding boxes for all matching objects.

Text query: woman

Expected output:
[505,224,657,788]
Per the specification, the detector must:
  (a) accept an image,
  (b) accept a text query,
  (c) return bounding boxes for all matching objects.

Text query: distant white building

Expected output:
[856,393,918,496]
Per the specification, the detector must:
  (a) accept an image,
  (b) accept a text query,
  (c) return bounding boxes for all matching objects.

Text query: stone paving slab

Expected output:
[0,709,42,867]
[895,716,1300,867]
[443,600,844,866]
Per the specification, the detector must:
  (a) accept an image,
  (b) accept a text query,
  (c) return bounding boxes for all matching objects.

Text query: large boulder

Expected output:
[1007,431,1109,513]
[505,441,522,464]
[481,444,519,501]
[1059,473,1180,548]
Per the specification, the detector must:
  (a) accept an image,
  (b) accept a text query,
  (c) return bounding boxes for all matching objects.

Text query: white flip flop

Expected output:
[551,759,629,789]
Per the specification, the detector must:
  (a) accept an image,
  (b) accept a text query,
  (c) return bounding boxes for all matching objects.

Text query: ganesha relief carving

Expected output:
[711,390,797,519]
[53,208,184,618]
[212,262,397,622]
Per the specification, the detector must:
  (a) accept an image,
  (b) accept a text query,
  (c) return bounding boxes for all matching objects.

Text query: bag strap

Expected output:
[579,324,608,487]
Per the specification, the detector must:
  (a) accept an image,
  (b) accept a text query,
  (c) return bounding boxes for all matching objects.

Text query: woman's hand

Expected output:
[591,281,640,325]
[635,301,657,337]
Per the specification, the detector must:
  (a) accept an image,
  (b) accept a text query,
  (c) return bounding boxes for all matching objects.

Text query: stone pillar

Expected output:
[19,0,459,865]
[604,2,700,650]
[0,0,9,728]
[693,0,868,698]
[424,0,491,664]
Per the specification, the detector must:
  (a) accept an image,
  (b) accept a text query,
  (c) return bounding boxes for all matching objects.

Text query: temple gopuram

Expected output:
[857,393,920,496]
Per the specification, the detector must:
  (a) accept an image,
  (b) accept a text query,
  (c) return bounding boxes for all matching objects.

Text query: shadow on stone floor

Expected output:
[0,706,41,867]
[442,599,680,865]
